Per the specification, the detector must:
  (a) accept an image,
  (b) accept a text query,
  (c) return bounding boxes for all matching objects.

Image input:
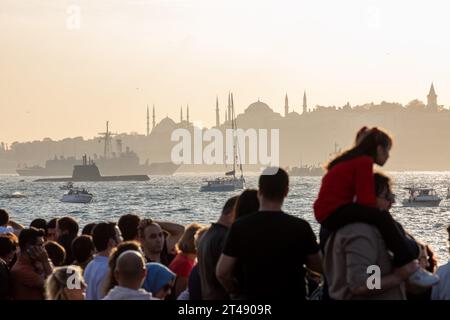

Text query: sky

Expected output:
[1,0,450,143]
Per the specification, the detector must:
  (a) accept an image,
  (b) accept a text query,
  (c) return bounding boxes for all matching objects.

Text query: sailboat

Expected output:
[200,93,245,192]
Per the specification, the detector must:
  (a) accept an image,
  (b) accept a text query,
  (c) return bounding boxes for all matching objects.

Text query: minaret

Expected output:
[152,105,156,130]
[284,93,289,117]
[180,106,183,122]
[303,91,308,114]
[427,82,438,109]
[215,96,220,127]
[227,92,231,123]
[146,105,150,136]
[225,110,227,124]
[231,92,235,121]
[186,105,190,124]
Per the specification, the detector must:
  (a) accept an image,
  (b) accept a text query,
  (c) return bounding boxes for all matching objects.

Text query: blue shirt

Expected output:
[84,255,109,300]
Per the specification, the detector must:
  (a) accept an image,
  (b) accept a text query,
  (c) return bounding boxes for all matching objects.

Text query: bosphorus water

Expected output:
[1,172,449,263]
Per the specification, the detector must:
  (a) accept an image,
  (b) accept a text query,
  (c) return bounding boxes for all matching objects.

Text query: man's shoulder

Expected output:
[436,261,450,276]
[335,223,381,240]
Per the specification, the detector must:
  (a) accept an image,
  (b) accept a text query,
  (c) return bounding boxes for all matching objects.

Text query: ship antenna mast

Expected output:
[98,121,117,159]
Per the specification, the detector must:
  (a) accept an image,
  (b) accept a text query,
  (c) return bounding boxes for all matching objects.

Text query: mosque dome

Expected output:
[244,100,274,114]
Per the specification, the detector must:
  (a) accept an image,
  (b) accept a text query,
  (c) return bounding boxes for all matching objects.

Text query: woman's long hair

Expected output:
[326,126,392,171]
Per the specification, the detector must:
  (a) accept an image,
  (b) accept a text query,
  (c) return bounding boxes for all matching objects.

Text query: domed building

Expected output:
[236,99,282,128]
[152,116,177,134]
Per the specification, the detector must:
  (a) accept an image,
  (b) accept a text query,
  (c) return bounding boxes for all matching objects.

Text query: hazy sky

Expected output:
[1,0,450,143]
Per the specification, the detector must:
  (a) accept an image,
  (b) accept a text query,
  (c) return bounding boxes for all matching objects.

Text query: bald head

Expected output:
[114,250,147,288]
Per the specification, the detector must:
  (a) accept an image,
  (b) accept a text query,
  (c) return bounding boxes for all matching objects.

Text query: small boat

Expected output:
[200,175,245,192]
[1,192,27,199]
[402,187,442,207]
[60,188,93,203]
[59,182,74,190]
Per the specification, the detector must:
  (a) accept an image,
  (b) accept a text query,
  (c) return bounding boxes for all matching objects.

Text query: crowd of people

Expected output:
[1,126,450,300]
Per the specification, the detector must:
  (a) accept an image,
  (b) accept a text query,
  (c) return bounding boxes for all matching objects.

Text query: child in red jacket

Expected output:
[315,127,438,287]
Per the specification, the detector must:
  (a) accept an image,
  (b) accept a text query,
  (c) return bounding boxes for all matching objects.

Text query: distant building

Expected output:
[427,82,438,110]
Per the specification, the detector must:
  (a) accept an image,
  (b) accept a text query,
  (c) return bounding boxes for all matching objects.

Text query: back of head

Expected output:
[327,127,392,170]
[71,235,94,264]
[118,214,141,241]
[103,241,142,295]
[0,209,9,226]
[234,189,259,221]
[194,226,210,250]
[115,250,146,283]
[143,262,176,294]
[45,266,84,300]
[221,196,238,216]
[47,218,58,230]
[81,223,97,236]
[0,233,18,258]
[58,217,79,238]
[18,227,46,252]
[44,241,66,267]
[176,223,202,254]
[30,218,47,234]
[92,222,117,252]
[258,167,289,202]
[373,172,391,197]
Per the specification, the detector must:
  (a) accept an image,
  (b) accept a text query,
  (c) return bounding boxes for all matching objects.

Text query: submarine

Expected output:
[34,155,149,182]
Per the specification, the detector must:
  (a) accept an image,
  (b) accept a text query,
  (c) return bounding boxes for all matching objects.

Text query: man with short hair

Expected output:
[46,218,58,241]
[197,196,238,300]
[118,213,141,241]
[84,222,122,300]
[103,250,155,300]
[0,209,24,236]
[138,219,184,266]
[216,168,322,299]
[56,216,79,264]
[10,227,54,300]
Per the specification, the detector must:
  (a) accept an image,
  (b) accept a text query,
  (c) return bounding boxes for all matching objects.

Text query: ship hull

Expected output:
[35,175,150,182]
[18,162,179,176]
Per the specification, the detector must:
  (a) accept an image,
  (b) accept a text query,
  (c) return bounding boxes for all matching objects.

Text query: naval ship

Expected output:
[35,155,149,182]
[16,122,179,177]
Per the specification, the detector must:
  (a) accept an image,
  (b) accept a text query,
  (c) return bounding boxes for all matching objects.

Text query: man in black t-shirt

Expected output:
[216,167,322,300]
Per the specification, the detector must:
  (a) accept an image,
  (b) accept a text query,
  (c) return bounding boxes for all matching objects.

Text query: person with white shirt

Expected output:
[84,222,122,300]
[431,225,450,300]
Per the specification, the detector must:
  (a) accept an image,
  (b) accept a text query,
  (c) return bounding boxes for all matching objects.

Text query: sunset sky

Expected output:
[1,0,450,143]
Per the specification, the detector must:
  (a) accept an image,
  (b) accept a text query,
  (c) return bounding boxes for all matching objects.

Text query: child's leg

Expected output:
[322,203,416,267]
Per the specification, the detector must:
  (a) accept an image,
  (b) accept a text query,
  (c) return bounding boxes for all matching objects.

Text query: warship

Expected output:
[17,122,179,177]
[35,155,149,182]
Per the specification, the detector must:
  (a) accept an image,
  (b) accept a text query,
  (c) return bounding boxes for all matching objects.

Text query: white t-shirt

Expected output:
[431,261,450,300]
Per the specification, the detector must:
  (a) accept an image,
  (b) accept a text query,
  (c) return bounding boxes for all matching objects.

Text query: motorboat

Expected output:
[402,187,442,207]
[60,188,93,203]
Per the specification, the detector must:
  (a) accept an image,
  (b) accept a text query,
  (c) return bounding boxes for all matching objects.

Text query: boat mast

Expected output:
[231,93,236,178]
